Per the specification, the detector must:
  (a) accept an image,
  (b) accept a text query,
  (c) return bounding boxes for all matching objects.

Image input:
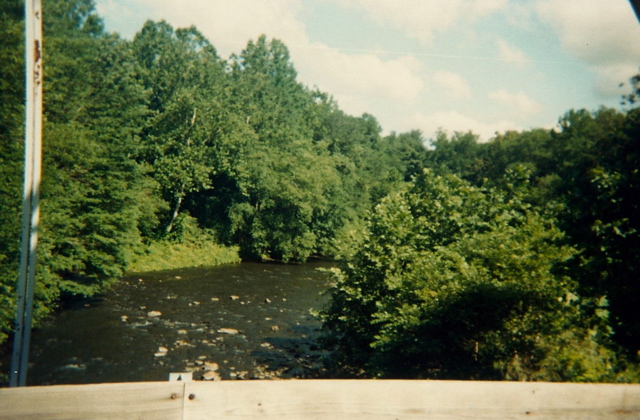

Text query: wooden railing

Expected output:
[1,379,639,419]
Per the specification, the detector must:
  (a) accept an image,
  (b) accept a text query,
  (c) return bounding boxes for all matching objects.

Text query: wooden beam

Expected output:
[182,380,640,419]
[0,382,184,420]
[1,380,639,419]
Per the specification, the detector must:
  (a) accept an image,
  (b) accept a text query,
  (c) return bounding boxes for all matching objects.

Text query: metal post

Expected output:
[9,0,43,388]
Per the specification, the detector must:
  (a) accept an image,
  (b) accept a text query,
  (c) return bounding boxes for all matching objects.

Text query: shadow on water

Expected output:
[2,261,335,386]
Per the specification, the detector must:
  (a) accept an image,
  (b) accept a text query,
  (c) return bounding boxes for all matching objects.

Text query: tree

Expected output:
[322,170,613,381]
[133,20,224,234]
[549,108,640,355]
[380,130,428,182]
[0,0,26,346]
[41,0,156,286]
[425,130,487,184]
[207,36,346,261]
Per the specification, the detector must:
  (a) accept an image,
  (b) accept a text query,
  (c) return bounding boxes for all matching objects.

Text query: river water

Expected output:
[8,261,334,386]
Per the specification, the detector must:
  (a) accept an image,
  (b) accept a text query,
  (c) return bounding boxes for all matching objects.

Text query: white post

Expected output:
[10,0,43,388]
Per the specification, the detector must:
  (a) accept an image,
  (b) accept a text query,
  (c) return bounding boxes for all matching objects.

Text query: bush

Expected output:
[322,170,614,380]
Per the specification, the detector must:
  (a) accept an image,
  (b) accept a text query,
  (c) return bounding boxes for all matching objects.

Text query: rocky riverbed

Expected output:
[8,261,334,386]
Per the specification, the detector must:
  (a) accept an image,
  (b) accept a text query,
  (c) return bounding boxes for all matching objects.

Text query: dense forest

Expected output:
[1,0,639,382]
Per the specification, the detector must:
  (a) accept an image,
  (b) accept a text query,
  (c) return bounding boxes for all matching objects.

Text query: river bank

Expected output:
[127,239,241,273]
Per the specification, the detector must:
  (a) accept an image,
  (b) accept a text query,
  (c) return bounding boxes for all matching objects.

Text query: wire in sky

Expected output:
[299,44,564,64]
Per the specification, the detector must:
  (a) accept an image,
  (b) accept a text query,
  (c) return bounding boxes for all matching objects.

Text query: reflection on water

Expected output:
[14,261,334,386]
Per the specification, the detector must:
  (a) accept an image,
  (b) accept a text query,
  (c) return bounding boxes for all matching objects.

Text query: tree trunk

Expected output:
[165,185,185,234]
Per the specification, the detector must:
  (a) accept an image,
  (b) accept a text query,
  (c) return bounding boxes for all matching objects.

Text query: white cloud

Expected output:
[594,63,639,97]
[536,0,640,98]
[132,0,308,59]
[295,43,426,115]
[402,110,520,142]
[370,0,461,44]
[504,3,535,29]
[331,0,508,45]
[473,0,508,16]
[331,0,464,45]
[489,90,542,116]
[95,0,134,19]
[536,0,640,65]
[496,39,528,66]
[432,71,472,99]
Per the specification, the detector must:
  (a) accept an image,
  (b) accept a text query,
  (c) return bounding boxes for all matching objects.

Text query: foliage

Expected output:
[549,108,640,355]
[128,214,240,273]
[132,20,224,234]
[425,109,640,360]
[322,170,616,381]
[0,0,25,344]
[37,1,159,297]
[1,0,638,384]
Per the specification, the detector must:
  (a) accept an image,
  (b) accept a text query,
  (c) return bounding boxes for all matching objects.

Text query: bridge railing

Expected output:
[1,379,639,419]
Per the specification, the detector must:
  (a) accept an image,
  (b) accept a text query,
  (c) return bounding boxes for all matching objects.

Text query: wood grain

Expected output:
[1,380,639,419]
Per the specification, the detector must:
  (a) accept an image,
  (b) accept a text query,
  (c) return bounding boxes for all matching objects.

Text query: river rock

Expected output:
[177,329,188,335]
[121,315,128,322]
[211,297,220,302]
[230,371,248,380]
[265,298,272,303]
[154,346,168,357]
[204,361,219,371]
[147,310,162,317]
[63,363,87,371]
[217,328,239,335]
[230,295,240,301]
[174,339,194,347]
[202,370,221,381]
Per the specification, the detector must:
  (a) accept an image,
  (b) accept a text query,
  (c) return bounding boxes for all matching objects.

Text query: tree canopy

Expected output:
[322,170,617,381]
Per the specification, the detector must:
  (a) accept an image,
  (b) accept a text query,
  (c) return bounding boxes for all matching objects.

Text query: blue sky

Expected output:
[94,0,640,141]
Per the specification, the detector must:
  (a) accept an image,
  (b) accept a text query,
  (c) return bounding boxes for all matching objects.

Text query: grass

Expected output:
[127,240,241,273]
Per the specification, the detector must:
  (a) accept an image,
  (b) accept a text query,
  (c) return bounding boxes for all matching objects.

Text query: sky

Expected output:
[94,0,640,142]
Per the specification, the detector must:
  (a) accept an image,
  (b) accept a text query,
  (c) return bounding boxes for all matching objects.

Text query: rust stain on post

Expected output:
[34,40,42,88]
[34,40,41,63]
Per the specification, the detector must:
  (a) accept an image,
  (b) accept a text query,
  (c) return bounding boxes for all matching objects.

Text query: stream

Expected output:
[5,261,334,386]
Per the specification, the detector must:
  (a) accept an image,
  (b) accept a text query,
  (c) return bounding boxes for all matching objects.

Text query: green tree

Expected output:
[425,130,487,183]
[322,170,613,380]
[0,0,26,346]
[426,107,640,360]
[549,108,640,355]
[133,20,224,234]
[207,36,346,261]
[380,130,428,182]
